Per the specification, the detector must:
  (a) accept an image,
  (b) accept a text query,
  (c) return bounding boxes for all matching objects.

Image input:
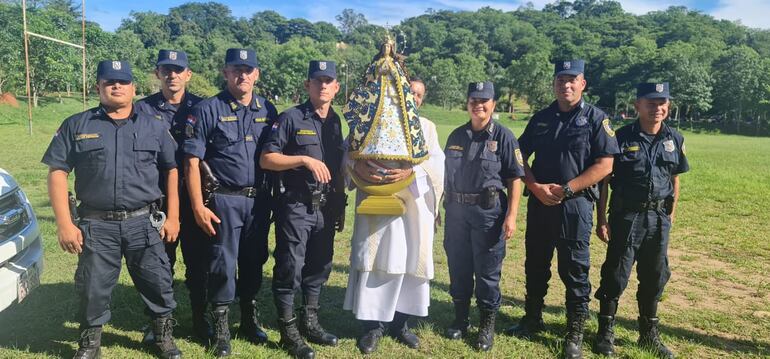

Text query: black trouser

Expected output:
[443,196,507,310]
[272,195,335,316]
[523,196,593,314]
[207,192,271,305]
[75,216,176,327]
[595,209,671,316]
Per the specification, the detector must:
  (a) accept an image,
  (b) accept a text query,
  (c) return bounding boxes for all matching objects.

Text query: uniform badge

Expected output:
[575,116,588,126]
[476,82,484,91]
[319,61,327,70]
[515,148,524,166]
[112,61,121,70]
[448,145,463,151]
[563,61,571,69]
[239,50,248,60]
[486,140,497,153]
[663,140,676,152]
[219,116,237,122]
[245,135,254,142]
[625,145,640,152]
[297,129,317,136]
[254,117,266,123]
[75,133,100,140]
[169,51,177,60]
[656,83,664,93]
[602,119,615,137]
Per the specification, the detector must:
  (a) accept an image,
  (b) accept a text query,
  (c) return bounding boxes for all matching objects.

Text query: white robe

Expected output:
[343,117,445,321]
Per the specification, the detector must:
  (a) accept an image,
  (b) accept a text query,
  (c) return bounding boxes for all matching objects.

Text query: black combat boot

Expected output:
[210,305,231,357]
[389,312,419,349]
[505,296,545,339]
[445,300,471,340]
[278,316,315,359]
[563,311,586,359]
[299,296,337,346]
[594,300,617,356]
[638,317,674,359]
[151,315,182,359]
[357,320,384,355]
[73,326,101,359]
[476,309,497,352]
[238,299,268,344]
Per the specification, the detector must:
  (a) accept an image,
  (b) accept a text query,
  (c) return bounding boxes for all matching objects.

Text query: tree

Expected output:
[509,51,553,110]
[336,9,367,36]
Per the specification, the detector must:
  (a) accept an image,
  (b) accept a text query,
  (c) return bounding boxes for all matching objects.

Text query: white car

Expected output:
[0,168,43,312]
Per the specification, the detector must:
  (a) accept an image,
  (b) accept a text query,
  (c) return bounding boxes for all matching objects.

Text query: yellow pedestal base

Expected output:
[356,195,406,215]
[350,171,416,216]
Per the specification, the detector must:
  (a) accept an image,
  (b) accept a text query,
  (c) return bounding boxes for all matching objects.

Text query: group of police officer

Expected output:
[43,48,686,359]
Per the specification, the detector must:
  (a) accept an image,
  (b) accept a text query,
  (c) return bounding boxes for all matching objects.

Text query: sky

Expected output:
[85,0,769,32]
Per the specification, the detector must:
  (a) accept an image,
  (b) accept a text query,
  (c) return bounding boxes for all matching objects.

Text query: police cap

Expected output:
[554,59,585,76]
[156,49,189,68]
[225,48,259,68]
[637,82,671,99]
[467,81,495,100]
[97,60,132,82]
[308,60,337,80]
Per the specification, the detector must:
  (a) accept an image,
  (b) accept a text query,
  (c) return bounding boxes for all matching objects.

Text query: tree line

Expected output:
[2,0,770,135]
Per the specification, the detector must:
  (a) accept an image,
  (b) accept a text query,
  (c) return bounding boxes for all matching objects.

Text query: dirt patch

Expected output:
[0,92,19,108]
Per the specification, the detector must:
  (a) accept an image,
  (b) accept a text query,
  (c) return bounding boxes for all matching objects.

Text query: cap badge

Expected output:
[239,50,247,60]
[112,61,121,70]
[476,82,484,91]
[656,83,664,93]
[169,51,177,60]
[319,61,327,70]
[563,61,571,70]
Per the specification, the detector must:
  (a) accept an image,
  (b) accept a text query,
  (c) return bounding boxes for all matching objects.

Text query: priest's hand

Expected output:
[353,160,384,183]
[382,166,413,184]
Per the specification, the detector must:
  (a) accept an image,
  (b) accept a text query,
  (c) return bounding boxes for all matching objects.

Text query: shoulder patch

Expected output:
[297,129,317,136]
[602,119,615,137]
[515,148,524,166]
[219,115,238,122]
[75,133,100,140]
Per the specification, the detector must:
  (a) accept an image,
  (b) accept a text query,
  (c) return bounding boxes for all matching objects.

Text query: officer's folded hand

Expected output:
[193,205,221,237]
[596,222,611,243]
[503,214,517,240]
[531,183,562,206]
[58,222,84,254]
[303,156,331,184]
[161,217,180,243]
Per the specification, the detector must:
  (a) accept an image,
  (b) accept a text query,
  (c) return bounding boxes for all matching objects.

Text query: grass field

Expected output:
[0,98,769,358]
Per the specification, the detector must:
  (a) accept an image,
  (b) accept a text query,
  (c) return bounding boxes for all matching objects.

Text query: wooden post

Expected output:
[22,0,33,135]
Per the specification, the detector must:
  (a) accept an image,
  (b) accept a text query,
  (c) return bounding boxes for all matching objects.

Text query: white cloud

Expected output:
[710,0,770,29]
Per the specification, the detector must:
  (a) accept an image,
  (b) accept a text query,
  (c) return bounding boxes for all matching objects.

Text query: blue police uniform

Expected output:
[42,60,182,358]
[592,83,687,358]
[182,89,277,306]
[443,82,525,351]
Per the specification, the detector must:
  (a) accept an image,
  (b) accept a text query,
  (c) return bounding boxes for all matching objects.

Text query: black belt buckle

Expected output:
[105,210,128,221]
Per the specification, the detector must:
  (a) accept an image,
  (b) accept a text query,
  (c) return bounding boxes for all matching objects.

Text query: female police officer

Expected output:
[443,81,524,352]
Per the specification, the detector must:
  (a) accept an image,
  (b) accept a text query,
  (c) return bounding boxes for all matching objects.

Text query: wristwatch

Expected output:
[562,184,575,199]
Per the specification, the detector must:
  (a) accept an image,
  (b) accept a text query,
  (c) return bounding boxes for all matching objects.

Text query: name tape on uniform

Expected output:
[219,115,238,122]
[75,133,100,140]
[297,129,317,136]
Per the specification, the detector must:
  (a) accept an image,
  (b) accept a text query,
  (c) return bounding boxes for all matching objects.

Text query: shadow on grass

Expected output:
[0,282,153,357]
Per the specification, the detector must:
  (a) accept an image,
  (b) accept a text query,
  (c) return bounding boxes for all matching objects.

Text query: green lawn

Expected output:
[0,98,768,358]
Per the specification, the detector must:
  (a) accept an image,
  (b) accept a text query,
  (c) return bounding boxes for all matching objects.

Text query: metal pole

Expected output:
[21,0,33,135]
[81,0,87,110]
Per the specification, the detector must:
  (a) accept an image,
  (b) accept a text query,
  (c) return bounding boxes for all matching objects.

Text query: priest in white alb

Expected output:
[343,68,444,355]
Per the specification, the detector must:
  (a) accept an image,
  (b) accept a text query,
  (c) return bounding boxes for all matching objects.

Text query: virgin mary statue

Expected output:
[343,35,428,215]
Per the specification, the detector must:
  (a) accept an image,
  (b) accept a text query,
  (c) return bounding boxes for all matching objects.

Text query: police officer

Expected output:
[506,60,620,359]
[182,48,277,357]
[443,81,524,352]
[260,60,344,359]
[42,60,182,359]
[593,83,687,358]
[135,49,209,340]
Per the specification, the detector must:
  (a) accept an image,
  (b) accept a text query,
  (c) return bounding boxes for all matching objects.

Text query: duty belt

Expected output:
[616,198,667,212]
[79,204,152,221]
[215,186,263,198]
[446,191,497,205]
